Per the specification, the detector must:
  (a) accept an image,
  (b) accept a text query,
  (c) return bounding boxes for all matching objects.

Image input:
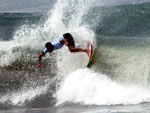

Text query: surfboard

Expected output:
[87,43,95,68]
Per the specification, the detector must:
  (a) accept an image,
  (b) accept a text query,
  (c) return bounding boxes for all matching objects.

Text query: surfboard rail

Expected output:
[87,44,95,68]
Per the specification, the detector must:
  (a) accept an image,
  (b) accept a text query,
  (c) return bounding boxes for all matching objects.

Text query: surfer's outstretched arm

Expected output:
[38,52,45,69]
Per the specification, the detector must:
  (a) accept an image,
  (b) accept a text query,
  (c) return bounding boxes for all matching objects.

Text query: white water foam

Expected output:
[0,0,96,105]
[0,79,51,105]
[0,0,96,67]
[49,0,96,78]
[1,0,149,107]
[56,69,150,106]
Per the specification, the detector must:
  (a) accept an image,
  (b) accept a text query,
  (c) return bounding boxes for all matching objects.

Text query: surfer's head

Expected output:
[45,42,53,52]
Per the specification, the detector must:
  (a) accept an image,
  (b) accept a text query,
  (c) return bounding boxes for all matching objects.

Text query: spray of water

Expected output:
[1,0,150,107]
[56,69,150,106]
[53,0,150,106]
[0,0,96,105]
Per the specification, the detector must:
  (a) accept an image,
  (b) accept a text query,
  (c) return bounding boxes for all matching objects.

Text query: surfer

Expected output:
[37,33,90,69]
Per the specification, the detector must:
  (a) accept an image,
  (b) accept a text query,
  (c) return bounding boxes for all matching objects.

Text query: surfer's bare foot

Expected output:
[86,42,90,48]
[85,43,90,57]
[85,47,91,57]
[85,49,90,57]
[84,42,91,57]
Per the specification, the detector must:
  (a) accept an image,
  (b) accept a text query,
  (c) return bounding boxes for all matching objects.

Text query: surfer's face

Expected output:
[46,46,53,52]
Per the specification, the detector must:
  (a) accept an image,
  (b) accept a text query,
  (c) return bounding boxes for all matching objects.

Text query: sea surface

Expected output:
[0,0,150,113]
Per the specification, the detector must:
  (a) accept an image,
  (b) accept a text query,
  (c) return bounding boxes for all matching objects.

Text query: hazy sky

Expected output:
[0,0,55,13]
[0,0,149,13]
[97,0,150,6]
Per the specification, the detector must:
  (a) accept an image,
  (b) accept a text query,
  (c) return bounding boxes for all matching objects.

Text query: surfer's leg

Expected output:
[68,46,90,56]
[63,33,90,56]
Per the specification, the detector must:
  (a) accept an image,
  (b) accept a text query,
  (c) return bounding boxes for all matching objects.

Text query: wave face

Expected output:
[0,0,150,109]
[93,3,150,37]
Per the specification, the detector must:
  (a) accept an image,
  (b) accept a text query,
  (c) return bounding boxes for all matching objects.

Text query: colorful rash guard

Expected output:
[42,35,64,54]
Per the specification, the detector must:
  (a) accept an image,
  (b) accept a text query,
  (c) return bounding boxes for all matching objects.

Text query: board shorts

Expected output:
[63,33,75,47]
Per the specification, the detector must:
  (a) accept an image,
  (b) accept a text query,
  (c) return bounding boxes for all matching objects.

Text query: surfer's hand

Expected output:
[37,63,41,69]
[63,38,69,46]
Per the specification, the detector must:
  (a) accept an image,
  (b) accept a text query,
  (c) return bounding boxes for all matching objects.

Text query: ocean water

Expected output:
[1,0,150,113]
[0,0,55,13]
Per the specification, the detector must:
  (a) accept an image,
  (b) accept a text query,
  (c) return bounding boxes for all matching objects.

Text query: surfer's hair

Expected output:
[45,42,53,48]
